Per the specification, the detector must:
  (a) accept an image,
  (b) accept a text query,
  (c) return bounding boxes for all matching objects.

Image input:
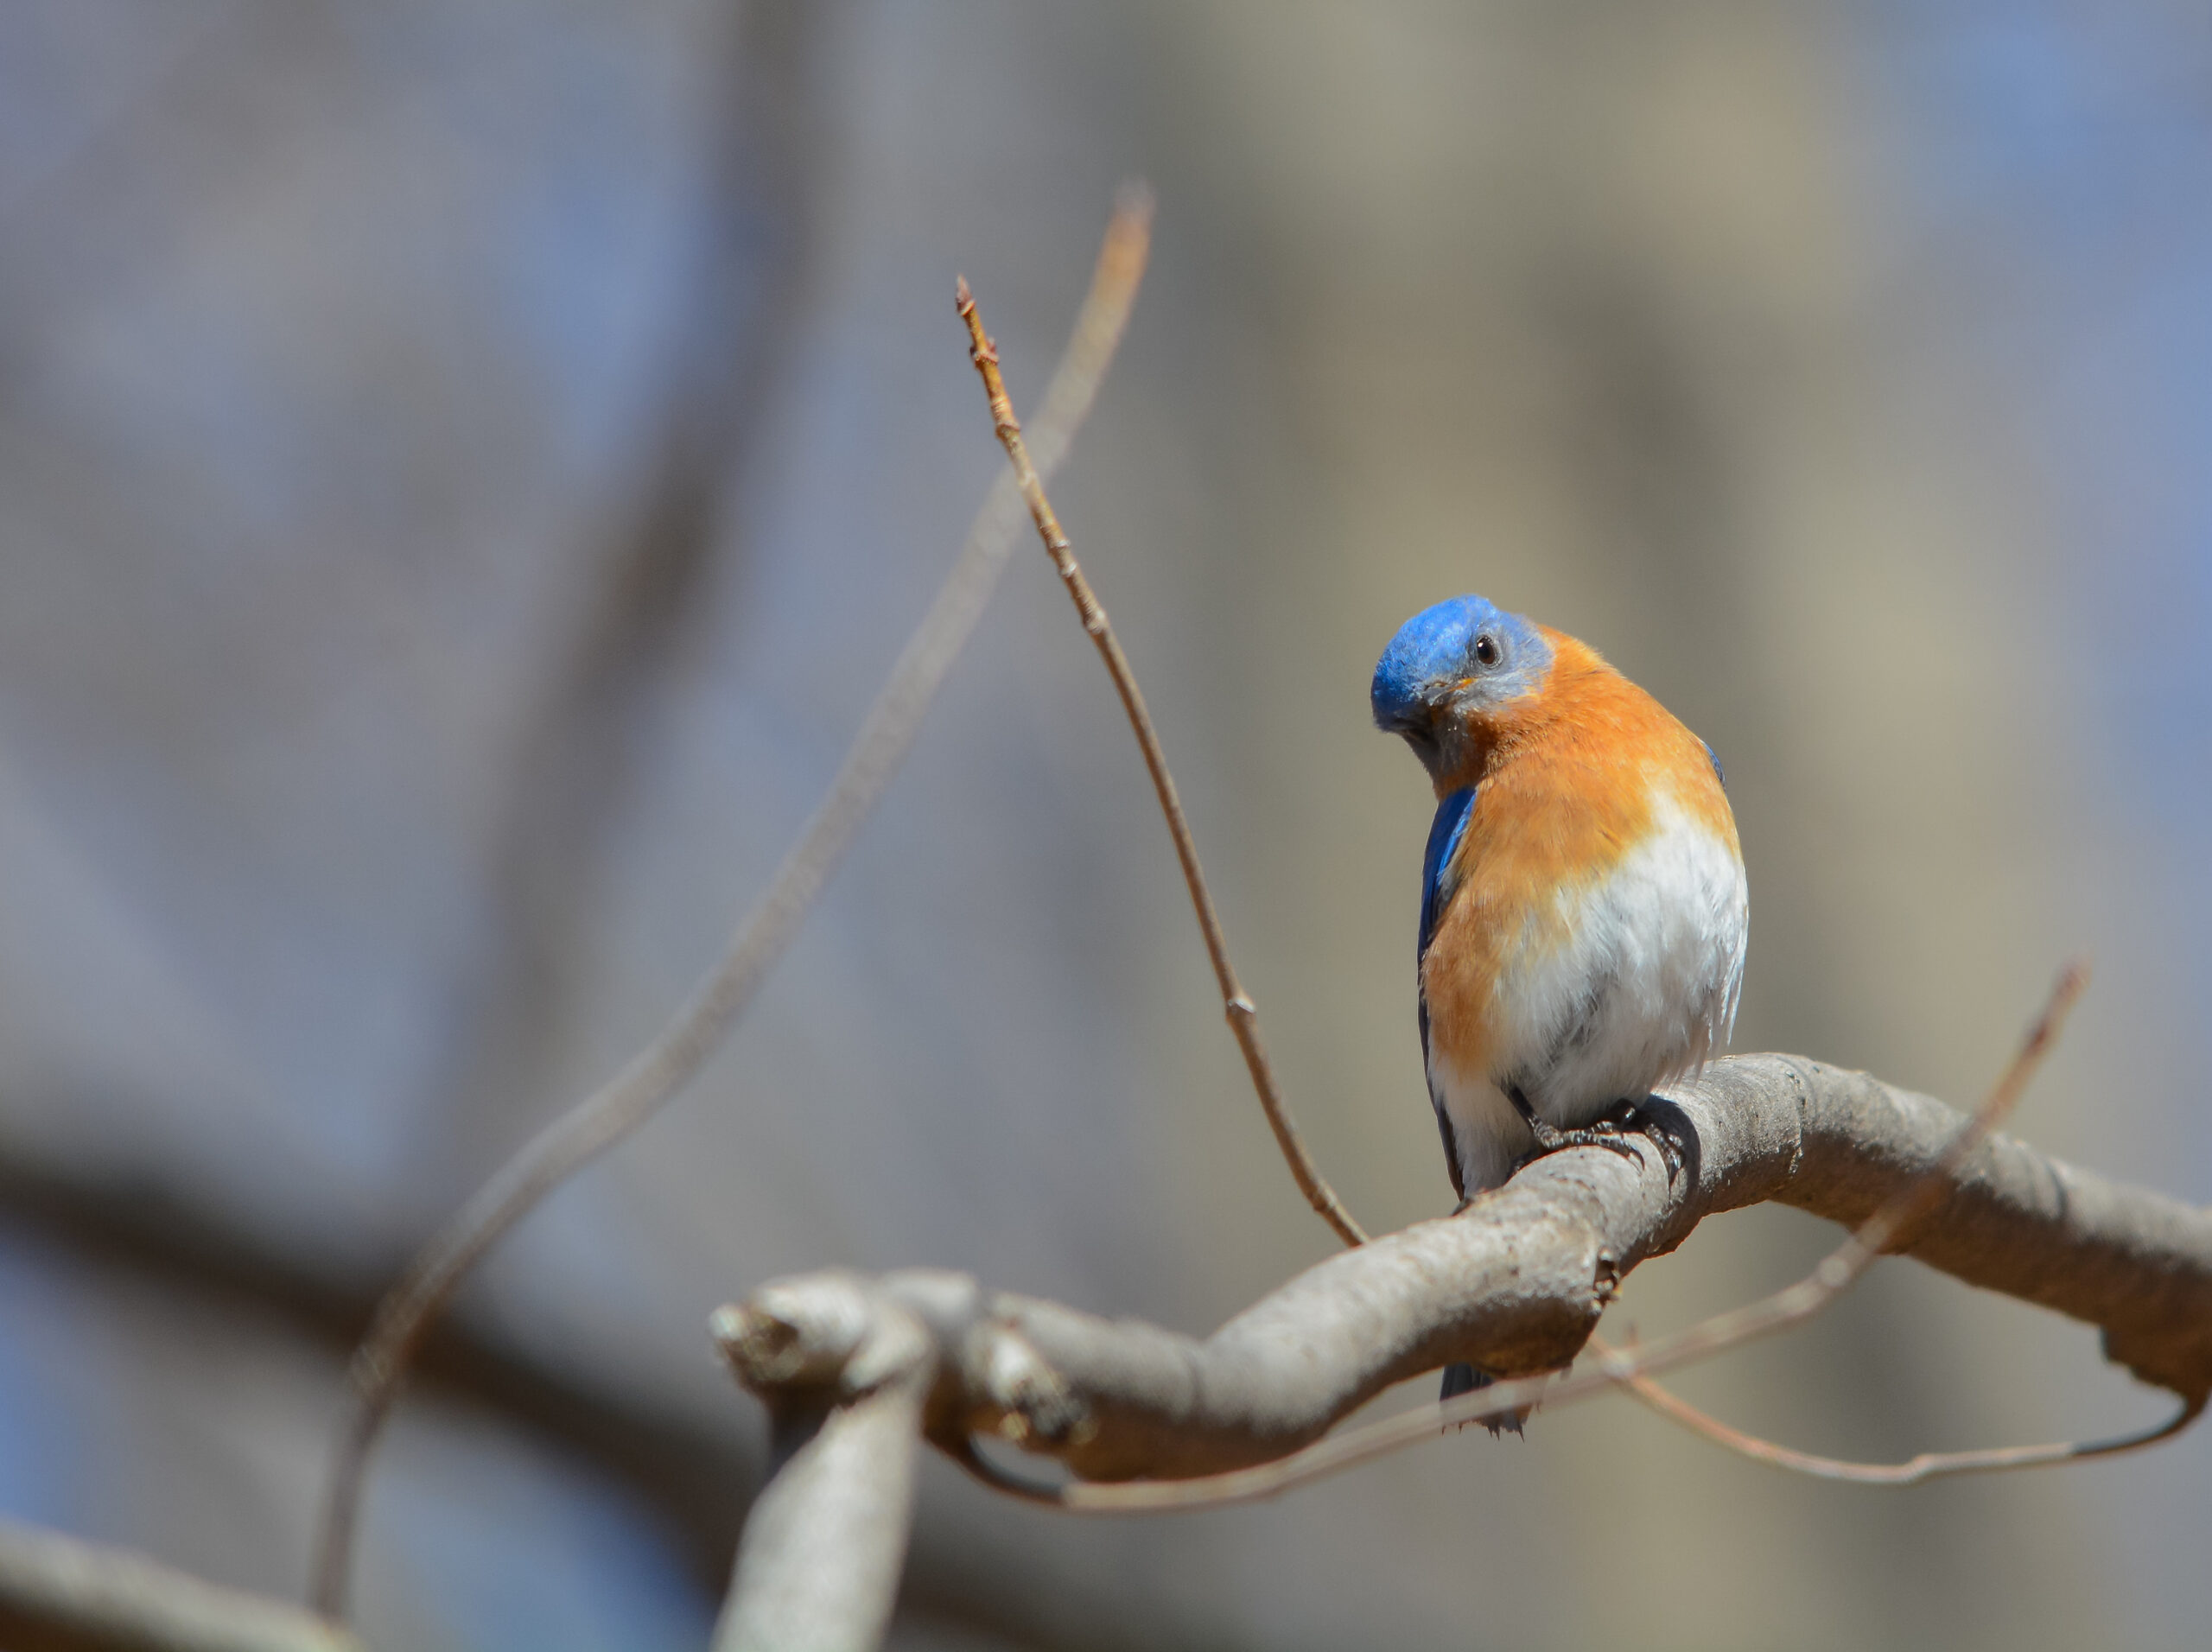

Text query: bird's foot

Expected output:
[1439,1363,1528,1437]
[1515,1099,1688,1183]
[1520,1115,1645,1167]
[1512,1099,1658,1175]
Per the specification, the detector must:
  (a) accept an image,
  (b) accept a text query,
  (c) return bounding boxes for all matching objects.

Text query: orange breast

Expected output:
[1421,629,1738,1079]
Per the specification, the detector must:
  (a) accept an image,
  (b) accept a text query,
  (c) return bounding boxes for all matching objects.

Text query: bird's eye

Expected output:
[1472,633,1502,668]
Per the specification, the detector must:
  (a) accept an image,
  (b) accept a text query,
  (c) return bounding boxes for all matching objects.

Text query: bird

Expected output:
[1372,594,1746,1418]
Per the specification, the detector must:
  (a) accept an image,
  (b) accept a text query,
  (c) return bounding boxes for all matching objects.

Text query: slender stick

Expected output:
[308,191,1155,1617]
[1602,1335,2204,1484]
[975,963,2135,1510]
[955,280,1368,1249]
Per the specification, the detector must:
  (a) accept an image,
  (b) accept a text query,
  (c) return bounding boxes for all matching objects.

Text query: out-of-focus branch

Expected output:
[717,1053,2211,1516]
[0,1149,753,1589]
[954,277,1366,1248]
[433,0,832,1191]
[309,189,1154,1616]
[0,1518,361,1652]
[0,1137,1097,1649]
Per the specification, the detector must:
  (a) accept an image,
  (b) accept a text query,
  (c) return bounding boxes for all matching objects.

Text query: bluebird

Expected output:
[1373,594,1746,1411]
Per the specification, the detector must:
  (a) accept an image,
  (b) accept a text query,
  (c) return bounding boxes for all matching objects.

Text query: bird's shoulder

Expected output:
[1527,632,1733,833]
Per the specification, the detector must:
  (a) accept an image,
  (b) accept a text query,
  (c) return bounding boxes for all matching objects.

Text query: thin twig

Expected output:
[955,279,1368,1249]
[308,189,1155,1617]
[968,961,2119,1509]
[1602,1332,2206,1484]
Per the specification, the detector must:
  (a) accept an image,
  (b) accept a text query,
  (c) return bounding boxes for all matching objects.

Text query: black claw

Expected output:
[1440,1363,1527,1437]
[1510,1100,1669,1177]
[1637,1106,1687,1183]
[1605,1099,1688,1183]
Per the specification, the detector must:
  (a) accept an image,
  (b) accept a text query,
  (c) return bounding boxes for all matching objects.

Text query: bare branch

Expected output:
[709,1282,933,1652]
[0,1146,751,1590]
[310,191,1155,1616]
[0,1518,361,1652]
[954,277,1367,1249]
[719,1051,2212,1518]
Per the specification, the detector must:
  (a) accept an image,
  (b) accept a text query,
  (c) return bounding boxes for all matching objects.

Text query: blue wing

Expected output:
[1422,795,1512,1414]
[1703,740,1726,790]
[1417,786,1477,1198]
[1419,785,1478,963]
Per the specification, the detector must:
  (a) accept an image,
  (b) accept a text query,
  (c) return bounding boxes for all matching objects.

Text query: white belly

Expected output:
[1430,793,1747,1193]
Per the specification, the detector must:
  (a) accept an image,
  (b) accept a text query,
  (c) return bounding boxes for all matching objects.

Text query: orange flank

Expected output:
[1421,628,1739,1082]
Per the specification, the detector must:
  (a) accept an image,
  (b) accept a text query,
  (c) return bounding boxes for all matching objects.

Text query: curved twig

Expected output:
[1603,1341,2206,1484]
[308,190,1156,1616]
[941,1436,1070,1506]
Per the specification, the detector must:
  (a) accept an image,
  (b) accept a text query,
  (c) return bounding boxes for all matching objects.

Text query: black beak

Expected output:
[1376,702,1442,771]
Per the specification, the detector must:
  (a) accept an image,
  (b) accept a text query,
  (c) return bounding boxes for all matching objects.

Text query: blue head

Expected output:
[1371,594,1554,781]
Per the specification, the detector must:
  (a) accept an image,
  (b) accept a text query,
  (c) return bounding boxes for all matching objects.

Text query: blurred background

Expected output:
[0,2,2207,1648]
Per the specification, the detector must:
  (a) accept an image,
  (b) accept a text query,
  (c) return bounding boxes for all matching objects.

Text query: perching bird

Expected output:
[1372,594,1746,1413]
